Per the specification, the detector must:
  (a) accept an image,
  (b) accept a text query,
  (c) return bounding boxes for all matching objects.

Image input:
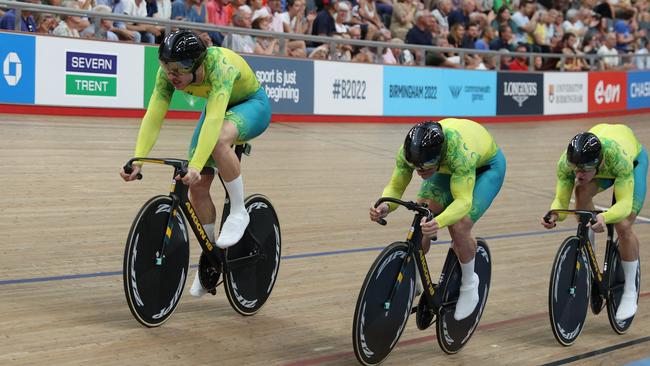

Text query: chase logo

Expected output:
[3,52,22,86]
[65,51,117,97]
[0,33,35,104]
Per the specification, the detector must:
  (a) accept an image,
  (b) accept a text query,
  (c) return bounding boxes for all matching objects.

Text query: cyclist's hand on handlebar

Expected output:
[120,164,141,182]
[588,213,606,233]
[541,213,558,229]
[369,203,389,222]
[420,216,439,237]
[177,167,201,186]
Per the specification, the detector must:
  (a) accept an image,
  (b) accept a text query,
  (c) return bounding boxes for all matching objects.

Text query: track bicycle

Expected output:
[122,144,281,327]
[545,197,640,346]
[352,197,491,365]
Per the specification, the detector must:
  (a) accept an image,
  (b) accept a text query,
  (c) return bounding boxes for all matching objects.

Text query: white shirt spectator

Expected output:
[124,0,148,18]
[511,10,531,44]
[53,20,80,37]
[635,48,650,69]
[598,44,620,67]
[156,0,172,19]
[431,9,449,34]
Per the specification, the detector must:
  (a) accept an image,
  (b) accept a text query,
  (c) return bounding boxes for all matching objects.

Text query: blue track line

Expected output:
[0,223,645,287]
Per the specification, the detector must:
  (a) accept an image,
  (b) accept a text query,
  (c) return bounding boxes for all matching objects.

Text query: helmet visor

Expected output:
[567,159,599,172]
[416,155,441,170]
[160,59,195,75]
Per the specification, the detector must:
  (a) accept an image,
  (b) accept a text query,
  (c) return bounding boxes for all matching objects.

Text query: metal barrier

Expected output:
[1,0,648,71]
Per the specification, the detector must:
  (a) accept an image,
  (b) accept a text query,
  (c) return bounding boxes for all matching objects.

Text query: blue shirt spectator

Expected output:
[0,9,37,32]
[171,0,206,22]
[614,19,633,52]
[475,38,489,50]
[96,0,128,28]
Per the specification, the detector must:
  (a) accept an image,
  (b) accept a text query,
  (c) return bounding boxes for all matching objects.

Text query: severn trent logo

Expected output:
[65,51,117,96]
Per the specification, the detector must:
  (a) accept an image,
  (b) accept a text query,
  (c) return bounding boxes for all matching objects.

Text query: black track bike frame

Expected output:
[124,144,261,274]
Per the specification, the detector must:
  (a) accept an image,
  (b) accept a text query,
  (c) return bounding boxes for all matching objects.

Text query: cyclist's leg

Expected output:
[615,146,647,320]
[450,148,506,320]
[213,87,271,248]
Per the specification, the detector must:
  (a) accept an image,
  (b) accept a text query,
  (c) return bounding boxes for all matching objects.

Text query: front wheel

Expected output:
[352,242,416,365]
[606,240,640,334]
[548,236,590,346]
[123,195,190,327]
[223,194,281,316]
[436,238,492,354]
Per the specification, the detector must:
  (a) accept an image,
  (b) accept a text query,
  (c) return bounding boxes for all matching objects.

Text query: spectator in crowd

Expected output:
[431,0,451,35]
[358,0,385,40]
[498,48,512,69]
[52,1,83,37]
[447,22,465,47]
[462,21,479,48]
[146,0,159,17]
[635,37,650,69]
[335,1,351,33]
[155,0,173,20]
[375,0,393,27]
[448,0,475,28]
[474,25,495,49]
[511,0,538,49]
[124,0,162,43]
[265,0,289,32]
[482,53,497,69]
[283,0,315,34]
[332,33,354,60]
[508,43,529,70]
[225,0,247,24]
[97,0,141,41]
[532,10,551,52]
[80,4,119,40]
[389,37,416,64]
[489,24,514,50]
[390,0,417,40]
[308,43,330,58]
[171,0,207,23]
[405,9,434,46]
[311,0,337,39]
[252,9,280,54]
[560,32,590,70]
[492,0,511,13]
[581,32,598,54]
[247,0,265,17]
[206,0,230,26]
[0,0,39,32]
[562,8,586,43]
[225,5,256,53]
[614,10,637,53]
[35,13,57,34]
[598,31,622,68]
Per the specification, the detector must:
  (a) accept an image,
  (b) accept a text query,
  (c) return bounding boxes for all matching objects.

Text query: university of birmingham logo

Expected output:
[449,85,462,99]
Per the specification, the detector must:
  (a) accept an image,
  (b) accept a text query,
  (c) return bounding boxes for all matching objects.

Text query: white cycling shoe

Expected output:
[615,290,638,321]
[216,211,250,249]
[189,270,209,298]
[454,272,479,321]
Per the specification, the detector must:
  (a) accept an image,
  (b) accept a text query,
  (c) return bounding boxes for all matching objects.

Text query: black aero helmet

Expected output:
[566,132,602,170]
[403,121,445,169]
[158,29,207,74]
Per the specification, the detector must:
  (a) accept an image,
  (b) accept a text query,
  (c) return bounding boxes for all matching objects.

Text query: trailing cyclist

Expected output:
[541,123,648,321]
[369,119,506,320]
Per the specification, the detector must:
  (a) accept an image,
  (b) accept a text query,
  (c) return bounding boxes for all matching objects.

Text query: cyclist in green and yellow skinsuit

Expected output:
[542,123,648,321]
[119,29,271,298]
[369,118,507,321]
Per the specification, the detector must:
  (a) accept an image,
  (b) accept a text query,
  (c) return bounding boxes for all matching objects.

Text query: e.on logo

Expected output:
[588,72,627,112]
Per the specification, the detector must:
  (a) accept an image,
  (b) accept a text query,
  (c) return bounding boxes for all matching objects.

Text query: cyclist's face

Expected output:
[416,166,437,179]
[161,62,194,89]
[574,168,597,185]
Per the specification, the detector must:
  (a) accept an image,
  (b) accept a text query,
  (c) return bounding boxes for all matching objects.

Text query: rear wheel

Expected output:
[548,236,590,346]
[223,194,281,316]
[123,196,190,327]
[352,242,416,365]
[606,240,640,334]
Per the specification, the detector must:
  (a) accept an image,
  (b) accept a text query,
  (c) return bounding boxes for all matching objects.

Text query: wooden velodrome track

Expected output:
[1,112,649,366]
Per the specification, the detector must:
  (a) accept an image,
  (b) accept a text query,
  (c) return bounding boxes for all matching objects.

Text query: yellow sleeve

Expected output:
[381,149,414,212]
[435,170,475,228]
[603,174,634,223]
[188,89,231,170]
[134,70,173,159]
[550,154,575,221]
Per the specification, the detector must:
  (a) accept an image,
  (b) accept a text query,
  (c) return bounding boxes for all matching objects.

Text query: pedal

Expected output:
[415,295,435,330]
[198,252,221,295]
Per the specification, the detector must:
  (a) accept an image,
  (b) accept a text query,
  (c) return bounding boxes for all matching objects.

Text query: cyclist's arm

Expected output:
[381,154,414,212]
[603,173,634,223]
[435,170,475,229]
[187,68,238,171]
[550,158,574,221]
[133,70,173,159]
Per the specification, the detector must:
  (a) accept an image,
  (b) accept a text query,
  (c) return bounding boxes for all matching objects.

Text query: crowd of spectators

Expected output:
[2,0,650,69]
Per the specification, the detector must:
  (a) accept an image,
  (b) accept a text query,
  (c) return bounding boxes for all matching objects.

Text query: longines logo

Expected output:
[503,81,537,107]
